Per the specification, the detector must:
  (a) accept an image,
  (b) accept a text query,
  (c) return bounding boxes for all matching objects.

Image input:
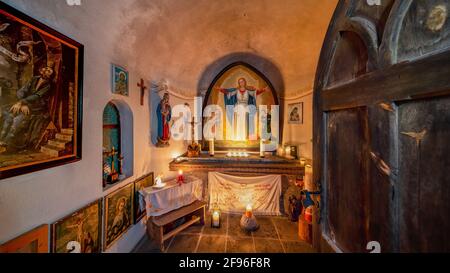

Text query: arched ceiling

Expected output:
[7,0,338,98]
[116,0,338,97]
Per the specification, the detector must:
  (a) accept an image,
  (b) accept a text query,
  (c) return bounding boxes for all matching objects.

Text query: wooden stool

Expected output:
[147,200,206,251]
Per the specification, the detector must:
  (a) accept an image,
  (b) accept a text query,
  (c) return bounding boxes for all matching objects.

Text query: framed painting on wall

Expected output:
[0,2,84,180]
[133,172,154,223]
[51,199,102,253]
[0,224,48,253]
[104,183,133,250]
[111,64,129,96]
[287,102,303,124]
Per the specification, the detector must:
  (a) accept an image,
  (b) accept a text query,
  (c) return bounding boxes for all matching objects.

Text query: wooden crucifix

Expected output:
[137,78,147,106]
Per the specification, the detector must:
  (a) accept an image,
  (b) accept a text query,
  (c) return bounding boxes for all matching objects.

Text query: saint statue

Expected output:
[216,78,269,140]
[156,92,171,147]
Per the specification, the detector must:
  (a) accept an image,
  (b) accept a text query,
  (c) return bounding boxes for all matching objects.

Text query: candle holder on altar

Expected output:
[240,204,259,232]
[211,204,221,228]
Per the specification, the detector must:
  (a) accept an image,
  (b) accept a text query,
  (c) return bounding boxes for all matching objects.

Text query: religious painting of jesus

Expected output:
[204,63,278,150]
[0,3,83,180]
[51,200,102,253]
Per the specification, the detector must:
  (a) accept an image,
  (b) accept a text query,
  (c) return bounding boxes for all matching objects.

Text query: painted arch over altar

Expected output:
[203,62,280,151]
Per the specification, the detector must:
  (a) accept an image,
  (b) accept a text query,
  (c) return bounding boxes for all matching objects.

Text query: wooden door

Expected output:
[314,0,450,253]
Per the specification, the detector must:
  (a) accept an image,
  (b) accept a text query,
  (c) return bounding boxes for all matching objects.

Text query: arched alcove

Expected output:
[102,100,134,188]
[201,62,280,151]
[197,52,285,98]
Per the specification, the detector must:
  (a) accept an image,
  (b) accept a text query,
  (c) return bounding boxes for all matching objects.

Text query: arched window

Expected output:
[103,103,122,187]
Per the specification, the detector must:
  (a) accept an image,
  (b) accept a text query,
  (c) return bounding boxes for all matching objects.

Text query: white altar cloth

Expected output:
[140,175,203,217]
[208,172,282,216]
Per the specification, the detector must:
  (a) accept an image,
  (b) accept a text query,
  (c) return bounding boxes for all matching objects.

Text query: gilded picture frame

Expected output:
[103,183,134,250]
[0,2,84,180]
[51,199,102,253]
[133,172,154,224]
[0,224,49,253]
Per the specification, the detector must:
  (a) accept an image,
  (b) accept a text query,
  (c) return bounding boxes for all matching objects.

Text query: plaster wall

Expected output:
[0,0,334,252]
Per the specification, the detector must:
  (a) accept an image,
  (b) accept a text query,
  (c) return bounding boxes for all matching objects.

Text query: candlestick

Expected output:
[260,140,265,158]
[209,139,215,157]
[305,164,313,191]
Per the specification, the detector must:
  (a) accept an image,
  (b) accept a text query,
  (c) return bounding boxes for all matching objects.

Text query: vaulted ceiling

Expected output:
[10,0,338,97]
[117,0,338,97]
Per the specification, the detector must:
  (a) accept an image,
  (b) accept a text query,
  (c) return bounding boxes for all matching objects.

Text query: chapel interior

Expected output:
[1,0,450,254]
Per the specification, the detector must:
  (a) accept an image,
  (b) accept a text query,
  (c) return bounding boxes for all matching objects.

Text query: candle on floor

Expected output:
[245,204,253,218]
[209,139,215,157]
[212,211,220,227]
[211,205,221,228]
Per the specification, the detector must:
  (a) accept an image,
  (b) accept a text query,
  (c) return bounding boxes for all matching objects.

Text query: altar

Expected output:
[169,152,305,176]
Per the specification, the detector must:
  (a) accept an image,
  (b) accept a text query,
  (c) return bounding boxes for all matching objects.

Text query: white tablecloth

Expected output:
[208,172,282,216]
[140,175,203,217]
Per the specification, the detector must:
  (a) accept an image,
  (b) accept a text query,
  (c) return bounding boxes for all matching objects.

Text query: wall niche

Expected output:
[102,100,134,189]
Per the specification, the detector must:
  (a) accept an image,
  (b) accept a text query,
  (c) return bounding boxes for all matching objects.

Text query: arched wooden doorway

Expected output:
[314,0,450,252]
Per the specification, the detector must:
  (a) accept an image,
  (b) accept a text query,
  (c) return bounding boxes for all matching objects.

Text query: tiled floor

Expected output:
[133,214,316,253]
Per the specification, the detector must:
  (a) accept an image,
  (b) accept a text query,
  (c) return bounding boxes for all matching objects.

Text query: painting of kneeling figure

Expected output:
[0,2,83,180]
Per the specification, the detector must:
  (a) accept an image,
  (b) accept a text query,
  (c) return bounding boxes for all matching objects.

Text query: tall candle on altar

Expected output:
[209,139,215,156]
[305,164,313,191]
[260,139,265,158]
[245,204,253,218]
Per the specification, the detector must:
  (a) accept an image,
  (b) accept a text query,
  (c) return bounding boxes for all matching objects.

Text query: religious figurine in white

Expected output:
[215,78,269,140]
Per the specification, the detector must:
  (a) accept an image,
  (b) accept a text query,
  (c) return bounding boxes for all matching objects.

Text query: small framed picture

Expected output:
[51,199,102,253]
[134,172,154,224]
[0,225,48,253]
[111,64,129,96]
[104,183,134,250]
[288,103,303,124]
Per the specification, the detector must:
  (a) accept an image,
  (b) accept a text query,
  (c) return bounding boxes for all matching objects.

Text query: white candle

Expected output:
[285,146,292,157]
[209,139,215,156]
[212,211,220,226]
[277,146,284,156]
[305,164,313,191]
[245,204,253,218]
[300,158,306,167]
[260,139,265,157]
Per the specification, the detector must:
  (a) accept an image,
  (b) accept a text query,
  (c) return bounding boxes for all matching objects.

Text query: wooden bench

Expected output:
[146,200,206,251]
